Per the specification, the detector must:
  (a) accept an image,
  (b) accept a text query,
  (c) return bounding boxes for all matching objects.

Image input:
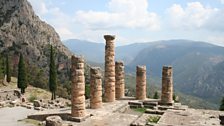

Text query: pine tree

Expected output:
[49,45,57,100]
[6,54,11,83]
[17,54,27,94]
[153,91,159,99]
[220,97,224,111]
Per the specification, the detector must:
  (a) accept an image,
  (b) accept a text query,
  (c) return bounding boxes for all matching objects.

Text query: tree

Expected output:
[49,45,57,100]
[153,91,159,99]
[17,54,27,94]
[220,97,224,111]
[6,54,11,83]
[0,55,4,79]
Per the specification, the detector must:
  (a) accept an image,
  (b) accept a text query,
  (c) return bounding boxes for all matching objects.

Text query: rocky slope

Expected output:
[0,0,72,86]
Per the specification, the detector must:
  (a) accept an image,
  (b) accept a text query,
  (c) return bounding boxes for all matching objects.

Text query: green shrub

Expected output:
[133,108,146,113]
[147,116,160,123]
[28,94,37,102]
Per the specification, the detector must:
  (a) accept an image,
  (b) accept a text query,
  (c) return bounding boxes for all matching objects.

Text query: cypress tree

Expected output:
[17,54,27,94]
[49,45,57,100]
[220,97,224,111]
[153,91,159,99]
[6,54,11,83]
[0,55,3,79]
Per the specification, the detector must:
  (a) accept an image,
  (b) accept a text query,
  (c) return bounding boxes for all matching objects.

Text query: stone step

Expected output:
[145,109,164,115]
[142,101,158,106]
[128,101,142,106]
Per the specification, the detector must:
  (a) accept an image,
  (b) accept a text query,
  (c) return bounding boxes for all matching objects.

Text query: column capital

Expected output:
[104,35,115,41]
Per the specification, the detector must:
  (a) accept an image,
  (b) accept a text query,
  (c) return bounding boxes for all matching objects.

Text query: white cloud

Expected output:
[28,0,76,40]
[28,0,48,17]
[167,2,219,30]
[219,0,224,4]
[74,0,160,31]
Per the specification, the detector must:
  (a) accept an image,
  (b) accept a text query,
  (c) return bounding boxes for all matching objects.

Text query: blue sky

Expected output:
[28,0,224,46]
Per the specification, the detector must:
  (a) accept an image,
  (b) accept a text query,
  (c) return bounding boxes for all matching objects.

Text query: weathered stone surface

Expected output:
[46,116,62,126]
[161,66,173,104]
[33,100,41,107]
[220,114,224,125]
[71,56,86,117]
[90,67,102,109]
[136,66,146,100]
[104,35,116,102]
[0,0,72,84]
[115,61,125,99]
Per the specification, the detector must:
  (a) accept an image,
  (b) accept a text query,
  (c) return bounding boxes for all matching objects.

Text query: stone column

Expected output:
[115,61,125,99]
[71,55,85,117]
[90,67,102,109]
[161,66,173,104]
[136,66,146,100]
[104,35,115,102]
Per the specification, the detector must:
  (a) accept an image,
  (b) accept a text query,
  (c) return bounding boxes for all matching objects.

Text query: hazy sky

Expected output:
[28,0,224,46]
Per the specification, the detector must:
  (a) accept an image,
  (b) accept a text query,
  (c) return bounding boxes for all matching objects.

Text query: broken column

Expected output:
[71,56,86,117]
[136,66,147,100]
[90,67,102,109]
[161,66,173,104]
[115,61,125,99]
[104,35,115,102]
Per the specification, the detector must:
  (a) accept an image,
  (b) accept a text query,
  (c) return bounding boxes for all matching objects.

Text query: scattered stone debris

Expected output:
[46,116,62,126]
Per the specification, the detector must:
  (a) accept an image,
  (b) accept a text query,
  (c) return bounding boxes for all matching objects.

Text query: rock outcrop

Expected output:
[0,0,72,85]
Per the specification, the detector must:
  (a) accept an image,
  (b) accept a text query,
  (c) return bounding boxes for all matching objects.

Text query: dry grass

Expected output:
[1,77,51,101]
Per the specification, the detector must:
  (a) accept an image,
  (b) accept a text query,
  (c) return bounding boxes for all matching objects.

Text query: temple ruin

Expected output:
[104,35,116,102]
[71,56,86,117]
[161,66,173,105]
[136,65,147,100]
[90,67,102,109]
[115,61,125,99]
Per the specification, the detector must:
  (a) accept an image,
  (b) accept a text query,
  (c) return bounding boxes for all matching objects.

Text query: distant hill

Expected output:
[64,39,224,109]
[64,39,104,63]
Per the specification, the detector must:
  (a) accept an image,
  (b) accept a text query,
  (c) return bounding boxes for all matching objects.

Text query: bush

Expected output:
[28,94,37,102]
[133,108,146,113]
[220,97,224,111]
[153,91,159,99]
[56,85,69,99]
[85,84,90,99]
[147,116,160,123]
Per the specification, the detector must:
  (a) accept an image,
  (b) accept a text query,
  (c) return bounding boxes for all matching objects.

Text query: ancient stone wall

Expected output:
[136,66,146,100]
[161,66,173,104]
[90,67,102,109]
[115,61,125,99]
[71,56,86,117]
[104,35,116,102]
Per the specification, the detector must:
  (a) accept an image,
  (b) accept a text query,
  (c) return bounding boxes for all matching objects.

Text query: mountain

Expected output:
[0,0,72,88]
[64,39,224,109]
[128,40,224,108]
[63,39,152,64]
[64,39,104,62]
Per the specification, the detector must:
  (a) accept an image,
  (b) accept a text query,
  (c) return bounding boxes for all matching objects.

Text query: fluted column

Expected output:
[71,56,85,117]
[115,61,125,99]
[161,66,173,104]
[90,67,102,109]
[136,65,146,100]
[104,35,116,102]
